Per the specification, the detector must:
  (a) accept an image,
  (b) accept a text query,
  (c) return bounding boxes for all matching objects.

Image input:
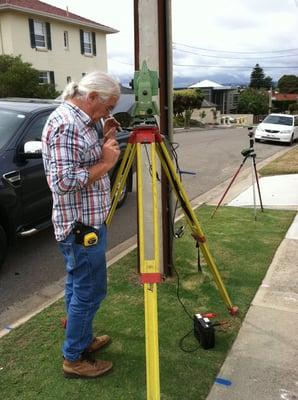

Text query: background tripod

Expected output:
[211,127,264,220]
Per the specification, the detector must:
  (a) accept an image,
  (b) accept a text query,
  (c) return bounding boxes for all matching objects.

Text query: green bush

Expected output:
[0,54,59,99]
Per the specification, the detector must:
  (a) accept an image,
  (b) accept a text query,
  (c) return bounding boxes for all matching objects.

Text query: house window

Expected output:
[66,76,71,83]
[82,73,86,77]
[83,31,92,54]
[28,19,52,50]
[80,30,96,56]
[38,71,55,85]
[34,21,46,48]
[64,31,69,49]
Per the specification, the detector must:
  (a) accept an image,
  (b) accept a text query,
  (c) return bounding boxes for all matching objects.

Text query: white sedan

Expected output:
[255,113,298,145]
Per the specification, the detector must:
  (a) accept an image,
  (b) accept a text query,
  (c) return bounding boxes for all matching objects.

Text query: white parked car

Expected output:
[255,113,298,145]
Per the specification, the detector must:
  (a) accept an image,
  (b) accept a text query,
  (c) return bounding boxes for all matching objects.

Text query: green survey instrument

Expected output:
[131,60,159,124]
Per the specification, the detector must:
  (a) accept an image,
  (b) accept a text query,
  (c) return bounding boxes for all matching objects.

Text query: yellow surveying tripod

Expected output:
[105,62,238,400]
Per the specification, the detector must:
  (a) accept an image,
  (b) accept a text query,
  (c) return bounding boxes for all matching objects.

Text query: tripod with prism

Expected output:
[105,61,238,400]
[211,127,264,220]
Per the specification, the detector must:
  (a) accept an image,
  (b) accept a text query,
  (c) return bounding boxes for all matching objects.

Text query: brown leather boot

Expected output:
[63,353,113,379]
[86,335,111,353]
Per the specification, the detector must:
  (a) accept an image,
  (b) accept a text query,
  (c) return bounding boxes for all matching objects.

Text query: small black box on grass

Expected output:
[193,314,215,349]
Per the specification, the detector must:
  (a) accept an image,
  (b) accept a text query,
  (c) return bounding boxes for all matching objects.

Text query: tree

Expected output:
[263,76,273,90]
[277,75,298,93]
[249,64,273,90]
[237,88,269,115]
[0,54,59,98]
[288,103,298,114]
[173,89,203,128]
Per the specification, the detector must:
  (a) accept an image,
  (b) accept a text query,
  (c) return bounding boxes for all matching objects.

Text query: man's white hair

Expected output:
[62,71,120,101]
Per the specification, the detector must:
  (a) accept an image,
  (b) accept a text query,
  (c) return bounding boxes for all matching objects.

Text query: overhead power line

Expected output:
[173,47,298,60]
[173,42,298,54]
[173,63,298,69]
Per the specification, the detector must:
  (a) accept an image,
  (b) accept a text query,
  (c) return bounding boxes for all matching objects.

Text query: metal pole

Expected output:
[251,156,257,220]
[268,87,272,113]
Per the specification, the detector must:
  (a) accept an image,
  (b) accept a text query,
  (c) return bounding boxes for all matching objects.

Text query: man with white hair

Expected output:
[42,71,120,379]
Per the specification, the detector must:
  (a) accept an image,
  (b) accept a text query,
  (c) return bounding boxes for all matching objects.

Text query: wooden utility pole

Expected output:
[133,1,173,398]
[134,0,173,276]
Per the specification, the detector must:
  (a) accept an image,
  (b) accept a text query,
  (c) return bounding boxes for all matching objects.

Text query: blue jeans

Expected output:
[58,224,107,361]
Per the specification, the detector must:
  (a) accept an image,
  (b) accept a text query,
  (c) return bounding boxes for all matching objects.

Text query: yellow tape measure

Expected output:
[83,232,98,247]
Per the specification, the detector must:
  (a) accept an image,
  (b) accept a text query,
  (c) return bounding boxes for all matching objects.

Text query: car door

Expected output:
[294,116,298,140]
[18,111,53,227]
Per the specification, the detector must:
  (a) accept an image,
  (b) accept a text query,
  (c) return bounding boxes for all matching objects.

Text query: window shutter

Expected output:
[92,32,96,56]
[28,19,36,48]
[49,71,55,85]
[80,29,84,54]
[46,22,52,50]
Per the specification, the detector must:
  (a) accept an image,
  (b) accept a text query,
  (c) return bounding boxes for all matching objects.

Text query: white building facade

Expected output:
[0,0,117,91]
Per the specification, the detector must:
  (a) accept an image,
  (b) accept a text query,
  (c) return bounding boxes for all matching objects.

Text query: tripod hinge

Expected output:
[129,126,163,144]
[140,273,162,284]
[191,233,206,243]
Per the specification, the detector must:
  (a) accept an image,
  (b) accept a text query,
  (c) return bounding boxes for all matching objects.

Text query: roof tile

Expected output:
[272,93,298,101]
[0,0,117,32]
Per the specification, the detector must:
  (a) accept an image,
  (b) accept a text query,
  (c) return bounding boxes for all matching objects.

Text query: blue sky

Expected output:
[46,0,298,86]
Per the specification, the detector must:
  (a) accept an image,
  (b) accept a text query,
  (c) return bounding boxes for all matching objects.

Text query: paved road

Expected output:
[0,127,290,323]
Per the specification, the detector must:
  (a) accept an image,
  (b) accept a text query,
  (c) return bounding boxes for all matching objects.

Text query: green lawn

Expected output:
[0,206,295,400]
[259,146,298,176]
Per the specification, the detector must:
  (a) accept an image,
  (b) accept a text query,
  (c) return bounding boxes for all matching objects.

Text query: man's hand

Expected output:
[87,138,120,185]
[103,116,120,142]
[101,138,120,169]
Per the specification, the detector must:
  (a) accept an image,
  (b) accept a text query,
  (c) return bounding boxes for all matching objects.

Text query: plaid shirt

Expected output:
[42,102,110,241]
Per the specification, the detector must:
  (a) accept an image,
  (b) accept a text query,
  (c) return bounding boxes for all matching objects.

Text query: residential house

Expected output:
[189,79,240,114]
[271,92,298,113]
[0,0,117,91]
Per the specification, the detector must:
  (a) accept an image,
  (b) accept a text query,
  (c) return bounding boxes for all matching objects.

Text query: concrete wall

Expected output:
[0,11,108,91]
[0,13,14,53]
[192,107,221,124]
[192,109,254,126]
[221,114,254,126]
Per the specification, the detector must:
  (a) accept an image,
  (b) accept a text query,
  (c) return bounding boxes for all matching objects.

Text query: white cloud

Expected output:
[43,0,298,84]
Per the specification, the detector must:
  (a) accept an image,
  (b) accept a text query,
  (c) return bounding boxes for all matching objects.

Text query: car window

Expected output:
[24,113,51,142]
[263,115,293,126]
[295,117,298,127]
[0,109,27,150]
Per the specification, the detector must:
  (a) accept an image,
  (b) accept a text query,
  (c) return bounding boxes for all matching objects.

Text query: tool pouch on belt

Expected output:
[73,223,99,247]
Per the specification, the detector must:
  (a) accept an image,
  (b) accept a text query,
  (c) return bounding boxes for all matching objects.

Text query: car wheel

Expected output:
[111,177,129,209]
[116,180,128,208]
[0,224,7,268]
[288,134,294,146]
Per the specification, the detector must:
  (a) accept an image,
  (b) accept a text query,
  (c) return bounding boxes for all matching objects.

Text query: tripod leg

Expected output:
[211,158,247,219]
[106,143,136,227]
[156,142,238,315]
[136,142,161,399]
[251,157,257,220]
[253,155,264,212]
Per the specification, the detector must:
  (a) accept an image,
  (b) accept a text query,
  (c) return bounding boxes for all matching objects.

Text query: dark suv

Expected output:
[0,99,132,267]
